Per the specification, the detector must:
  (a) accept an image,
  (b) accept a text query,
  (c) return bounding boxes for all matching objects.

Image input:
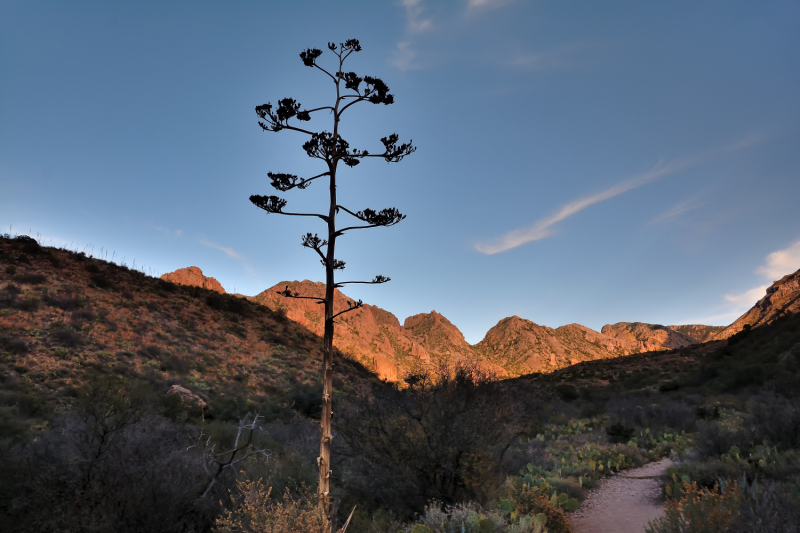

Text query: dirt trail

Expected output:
[569,458,672,533]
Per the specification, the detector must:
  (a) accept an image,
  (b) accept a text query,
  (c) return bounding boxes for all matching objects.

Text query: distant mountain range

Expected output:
[161,267,800,380]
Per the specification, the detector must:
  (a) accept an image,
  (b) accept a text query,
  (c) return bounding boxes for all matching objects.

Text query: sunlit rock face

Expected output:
[601,322,697,352]
[475,316,640,376]
[161,267,225,293]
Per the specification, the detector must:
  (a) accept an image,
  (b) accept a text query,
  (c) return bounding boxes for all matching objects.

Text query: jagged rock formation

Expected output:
[475,316,639,375]
[250,281,432,381]
[712,268,800,340]
[161,266,225,293]
[601,322,697,351]
[666,324,725,343]
[249,282,730,379]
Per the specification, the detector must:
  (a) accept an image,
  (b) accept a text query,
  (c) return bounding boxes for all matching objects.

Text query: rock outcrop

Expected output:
[666,324,725,343]
[250,280,431,381]
[161,266,225,293]
[601,322,698,352]
[475,316,639,375]
[712,268,800,340]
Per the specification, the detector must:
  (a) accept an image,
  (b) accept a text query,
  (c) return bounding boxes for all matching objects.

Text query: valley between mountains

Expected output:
[162,267,728,381]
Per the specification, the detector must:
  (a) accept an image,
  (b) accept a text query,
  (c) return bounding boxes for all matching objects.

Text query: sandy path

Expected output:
[569,458,672,533]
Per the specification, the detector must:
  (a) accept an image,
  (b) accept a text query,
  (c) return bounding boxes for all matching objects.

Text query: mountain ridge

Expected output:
[161,265,800,381]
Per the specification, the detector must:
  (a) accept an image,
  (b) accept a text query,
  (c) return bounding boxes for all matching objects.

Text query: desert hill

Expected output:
[711,268,800,340]
[0,236,376,419]
[601,322,697,351]
[160,266,225,293]
[666,324,725,342]
[161,265,800,381]
[475,317,640,375]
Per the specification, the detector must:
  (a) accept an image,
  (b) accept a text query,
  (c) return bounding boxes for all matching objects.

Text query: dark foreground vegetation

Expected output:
[2,234,800,532]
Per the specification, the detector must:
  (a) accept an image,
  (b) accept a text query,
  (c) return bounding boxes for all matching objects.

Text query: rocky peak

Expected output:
[161,266,225,293]
[403,311,472,358]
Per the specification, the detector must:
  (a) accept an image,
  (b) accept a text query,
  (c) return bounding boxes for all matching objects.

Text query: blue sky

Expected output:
[2,0,799,343]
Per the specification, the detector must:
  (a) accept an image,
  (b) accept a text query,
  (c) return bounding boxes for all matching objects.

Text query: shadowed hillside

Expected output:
[0,236,377,421]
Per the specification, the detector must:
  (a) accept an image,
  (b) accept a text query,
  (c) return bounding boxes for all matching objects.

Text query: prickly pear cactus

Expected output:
[478,518,495,533]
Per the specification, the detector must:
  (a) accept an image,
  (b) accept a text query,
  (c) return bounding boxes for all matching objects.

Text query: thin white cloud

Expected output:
[474,137,763,255]
[475,160,686,255]
[198,238,242,259]
[402,0,432,33]
[648,197,706,225]
[467,0,515,14]
[755,239,800,280]
[390,41,419,70]
[148,224,183,238]
[724,285,769,308]
[693,238,800,325]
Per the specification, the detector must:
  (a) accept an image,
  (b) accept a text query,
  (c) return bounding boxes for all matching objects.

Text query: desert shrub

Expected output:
[694,420,749,461]
[11,273,46,285]
[206,293,249,316]
[554,384,578,402]
[90,273,115,289]
[43,292,84,310]
[15,296,41,311]
[606,421,635,444]
[607,396,697,433]
[646,480,740,533]
[732,478,800,533]
[214,480,327,533]
[749,393,800,449]
[51,325,84,348]
[0,336,29,354]
[52,347,71,360]
[339,362,531,516]
[138,345,163,359]
[285,383,323,420]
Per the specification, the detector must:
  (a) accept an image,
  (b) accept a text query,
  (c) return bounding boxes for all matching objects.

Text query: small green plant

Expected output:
[53,347,71,360]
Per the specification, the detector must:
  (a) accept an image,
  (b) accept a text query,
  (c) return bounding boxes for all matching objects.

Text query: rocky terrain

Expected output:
[0,236,376,417]
[601,322,697,351]
[147,264,800,381]
[666,324,725,342]
[711,269,800,339]
[160,266,225,293]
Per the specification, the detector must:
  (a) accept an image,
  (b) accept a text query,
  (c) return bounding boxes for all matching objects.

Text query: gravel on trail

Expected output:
[569,457,673,533]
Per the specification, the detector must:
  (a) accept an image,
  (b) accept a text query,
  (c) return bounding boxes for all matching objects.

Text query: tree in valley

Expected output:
[249,39,415,513]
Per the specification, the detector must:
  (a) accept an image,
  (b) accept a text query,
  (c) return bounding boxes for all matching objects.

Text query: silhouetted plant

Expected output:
[250,38,414,514]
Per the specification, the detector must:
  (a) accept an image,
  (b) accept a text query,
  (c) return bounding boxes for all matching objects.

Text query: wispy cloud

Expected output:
[466,0,515,14]
[474,137,763,255]
[724,285,770,308]
[390,0,433,71]
[390,41,420,70]
[148,224,183,238]
[755,239,800,280]
[402,0,432,32]
[648,197,706,225]
[198,238,242,259]
[475,160,688,255]
[691,238,800,325]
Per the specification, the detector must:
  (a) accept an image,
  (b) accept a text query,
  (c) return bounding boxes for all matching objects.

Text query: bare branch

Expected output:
[332,299,364,320]
[249,195,329,222]
[335,275,391,288]
[277,285,326,304]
